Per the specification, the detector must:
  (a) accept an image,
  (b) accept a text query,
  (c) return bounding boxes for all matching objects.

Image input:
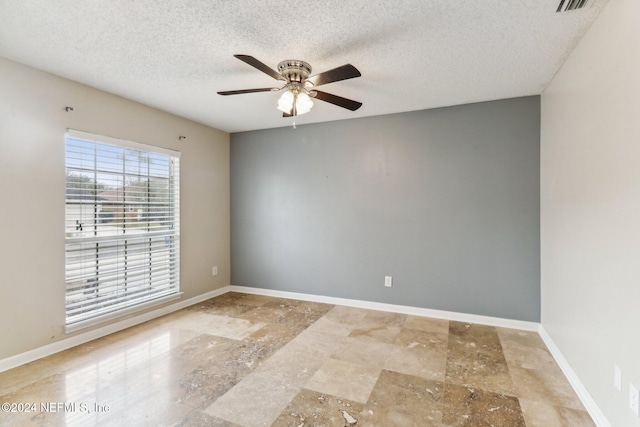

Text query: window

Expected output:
[65,129,180,329]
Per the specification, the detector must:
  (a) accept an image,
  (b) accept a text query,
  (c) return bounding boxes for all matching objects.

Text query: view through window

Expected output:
[64,130,180,327]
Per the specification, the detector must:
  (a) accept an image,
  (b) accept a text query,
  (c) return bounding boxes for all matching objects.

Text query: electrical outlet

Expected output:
[212,266,218,276]
[384,276,392,287]
[614,366,622,392]
[630,383,639,416]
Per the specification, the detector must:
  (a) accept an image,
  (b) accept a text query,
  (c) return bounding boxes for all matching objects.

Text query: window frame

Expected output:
[64,129,182,332]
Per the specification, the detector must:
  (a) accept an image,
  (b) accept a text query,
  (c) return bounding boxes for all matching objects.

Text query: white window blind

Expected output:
[65,129,180,327]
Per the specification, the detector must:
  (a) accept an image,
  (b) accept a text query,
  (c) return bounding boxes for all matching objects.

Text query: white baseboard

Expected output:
[538,326,611,427]
[0,286,231,373]
[2,284,536,375]
[229,285,540,331]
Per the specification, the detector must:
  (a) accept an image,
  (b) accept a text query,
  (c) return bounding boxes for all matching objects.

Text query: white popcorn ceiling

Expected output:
[0,0,608,133]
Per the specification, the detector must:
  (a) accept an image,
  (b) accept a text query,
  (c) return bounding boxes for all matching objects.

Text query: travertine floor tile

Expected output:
[395,328,449,351]
[449,321,501,342]
[273,309,325,329]
[288,300,334,317]
[0,325,198,397]
[509,365,586,410]
[214,340,275,374]
[234,293,276,307]
[259,298,299,311]
[331,336,395,369]
[305,315,355,336]
[206,292,247,305]
[445,322,517,396]
[349,324,402,344]
[384,345,448,381]
[445,347,517,396]
[0,292,596,427]
[89,387,191,427]
[361,369,445,426]
[388,322,449,383]
[271,389,364,427]
[186,300,255,318]
[360,310,407,327]
[237,305,288,323]
[498,327,557,371]
[304,305,369,336]
[304,358,381,403]
[284,329,349,358]
[496,327,547,350]
[442,383,526,427]
[519,398,596,427]
[169,312,266,340]
[262,298,332,318]
[204,371,300,427]
[164,333,238,374]
[2,332,193,423]
[171,365,245,410]
[167,337,266,409]
[251,344,326,388]
[0,359,67,397]
[245,323,303,350]
[502,341,558,371]
[322,305,369,324]
[173,410,243,426]
[346,310,406,344]
[0,374,67,426]
[403,315,450,335]
[501,340,571,421]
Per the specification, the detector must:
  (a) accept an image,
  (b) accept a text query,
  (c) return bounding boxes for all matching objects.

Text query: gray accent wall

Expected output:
[231,96,540,321]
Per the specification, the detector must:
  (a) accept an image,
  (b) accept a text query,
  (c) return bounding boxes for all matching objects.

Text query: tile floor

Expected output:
[0,292,595,426]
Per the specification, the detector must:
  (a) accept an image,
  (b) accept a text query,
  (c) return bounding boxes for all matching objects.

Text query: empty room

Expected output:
[0,0,638,426]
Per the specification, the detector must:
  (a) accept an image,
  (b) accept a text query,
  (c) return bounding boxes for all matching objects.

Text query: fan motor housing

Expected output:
[278,60,312,83]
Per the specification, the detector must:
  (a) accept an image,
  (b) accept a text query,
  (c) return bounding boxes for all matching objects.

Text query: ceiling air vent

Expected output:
[556,0,590,12]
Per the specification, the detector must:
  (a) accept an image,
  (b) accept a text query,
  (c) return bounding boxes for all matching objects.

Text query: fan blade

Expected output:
[234,54,285,81]
[217,88,278,95]
[312,90,362,111]
[307,64,361,87]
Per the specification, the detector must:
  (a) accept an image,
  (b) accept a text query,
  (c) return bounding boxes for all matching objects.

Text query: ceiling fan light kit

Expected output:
[277,91,313,115]
[218,54,362,119]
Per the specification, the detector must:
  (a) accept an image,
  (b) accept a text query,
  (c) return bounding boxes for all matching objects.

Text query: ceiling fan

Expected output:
[218,55,362,117]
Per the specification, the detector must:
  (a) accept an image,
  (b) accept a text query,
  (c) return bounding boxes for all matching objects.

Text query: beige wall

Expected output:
[541,0,640,425]
[0,57,230,359]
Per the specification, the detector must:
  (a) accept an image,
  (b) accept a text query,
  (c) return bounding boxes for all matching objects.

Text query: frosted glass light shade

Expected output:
[276,91,313,115]
[277,91,294,113]
[296,92,313,115]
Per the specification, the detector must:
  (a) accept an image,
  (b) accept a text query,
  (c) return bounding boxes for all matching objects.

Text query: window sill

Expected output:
[65,292,183,334]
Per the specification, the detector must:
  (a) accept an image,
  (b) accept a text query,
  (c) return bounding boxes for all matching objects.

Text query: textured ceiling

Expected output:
[0,0,608,133]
